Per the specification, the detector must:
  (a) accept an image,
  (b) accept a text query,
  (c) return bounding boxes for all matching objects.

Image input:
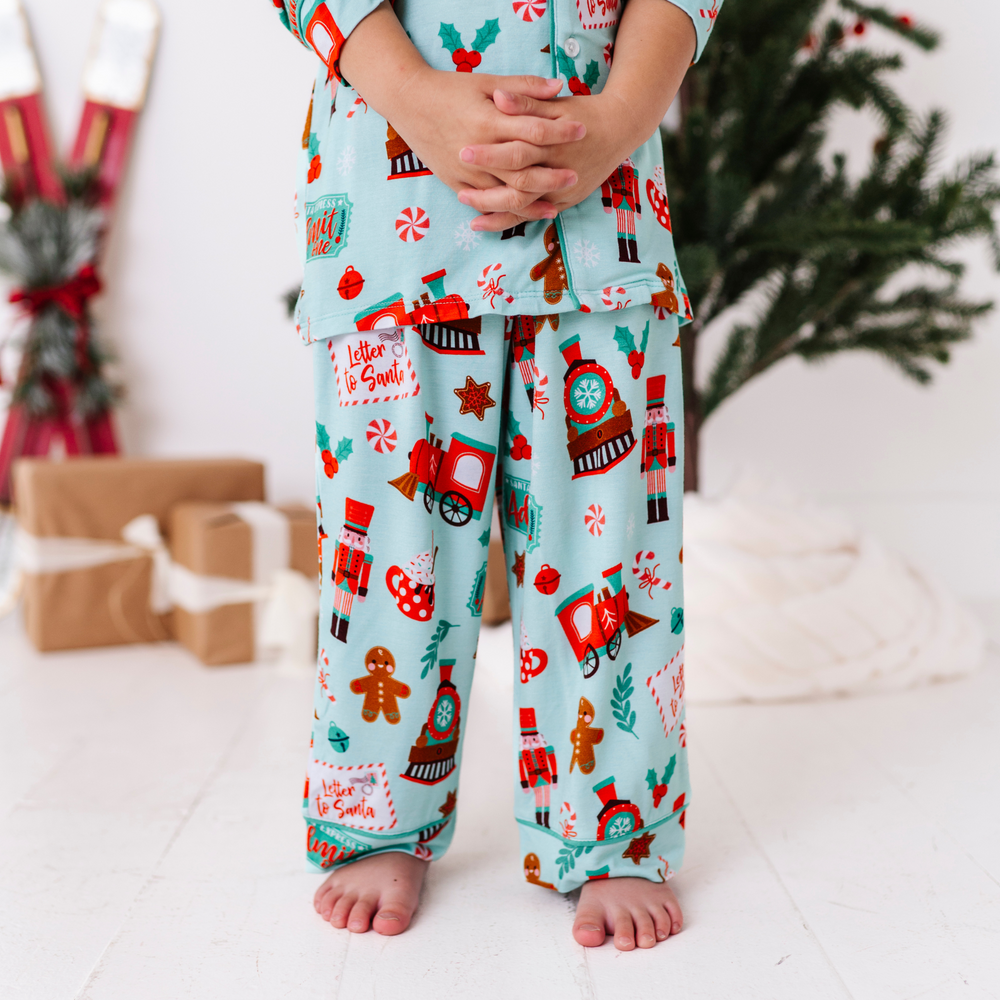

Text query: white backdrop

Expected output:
[0,0,997,602]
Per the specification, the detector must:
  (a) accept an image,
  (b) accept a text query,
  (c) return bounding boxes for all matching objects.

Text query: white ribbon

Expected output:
[121,514,172,613]
[12,504,319,663]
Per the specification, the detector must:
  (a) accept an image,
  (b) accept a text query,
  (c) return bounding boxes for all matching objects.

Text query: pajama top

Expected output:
[271,0,723,343]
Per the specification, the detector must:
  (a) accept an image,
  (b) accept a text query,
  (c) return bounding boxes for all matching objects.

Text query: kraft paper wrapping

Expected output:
[482,539,511,626]
[14,457,265,651]
[170,502,316,666]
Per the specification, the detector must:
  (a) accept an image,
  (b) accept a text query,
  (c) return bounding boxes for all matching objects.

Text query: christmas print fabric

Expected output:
[272,0,722,344]
[307,306,689,891]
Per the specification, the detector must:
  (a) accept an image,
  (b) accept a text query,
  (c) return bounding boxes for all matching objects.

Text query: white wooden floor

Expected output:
[1,612,999,1000]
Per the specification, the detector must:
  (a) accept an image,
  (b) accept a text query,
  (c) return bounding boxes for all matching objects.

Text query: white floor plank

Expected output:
[693,659,1000,1000]
[583,744,855,1000]
[2,612,999,998]
[0,616,264,1000]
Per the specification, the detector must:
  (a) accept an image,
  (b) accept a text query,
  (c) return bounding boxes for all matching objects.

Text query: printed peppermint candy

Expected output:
[366,418,397,454]
[601,286,633,310]
[396,206,430,242]
[477,262,515,309]
[513,0,546,21]
[585,503,605,536]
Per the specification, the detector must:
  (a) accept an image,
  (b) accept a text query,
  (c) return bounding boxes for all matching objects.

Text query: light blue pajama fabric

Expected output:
[305,307,689,892]
[271,0,723,344]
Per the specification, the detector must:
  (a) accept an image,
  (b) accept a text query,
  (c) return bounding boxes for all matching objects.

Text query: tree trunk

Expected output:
[680,321,701,493]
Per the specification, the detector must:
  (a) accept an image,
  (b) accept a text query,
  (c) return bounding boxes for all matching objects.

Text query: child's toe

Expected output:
[572,901,608,948]
[347,896,378,933]
[372,904,413,936]
[633,909,657,949]
[662,892,683,934]
[652,904,674,941]
[612,909,637,951]
[329,893,356,929]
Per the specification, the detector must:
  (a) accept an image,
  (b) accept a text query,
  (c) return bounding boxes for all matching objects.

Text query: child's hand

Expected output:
[388,69,586,219]
[452,0,698,231]
[457,90,637,232]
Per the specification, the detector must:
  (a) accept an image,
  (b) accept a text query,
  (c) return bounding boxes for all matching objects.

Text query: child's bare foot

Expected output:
[573,877,683,951]
[313,851,429,936]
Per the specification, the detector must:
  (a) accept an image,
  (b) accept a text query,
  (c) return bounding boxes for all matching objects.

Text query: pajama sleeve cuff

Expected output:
[270,0,385,81]
[662,0,723,63]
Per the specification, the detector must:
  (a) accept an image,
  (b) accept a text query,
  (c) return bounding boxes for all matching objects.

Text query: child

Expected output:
[272,0,720,951]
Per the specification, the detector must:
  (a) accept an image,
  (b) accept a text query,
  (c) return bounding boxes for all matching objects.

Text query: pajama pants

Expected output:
[305,304,689,893]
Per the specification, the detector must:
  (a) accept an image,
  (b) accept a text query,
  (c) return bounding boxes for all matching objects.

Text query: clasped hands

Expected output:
[388,69,635,233]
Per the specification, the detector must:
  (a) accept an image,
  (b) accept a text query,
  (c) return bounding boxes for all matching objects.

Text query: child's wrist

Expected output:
[592,89,645,163]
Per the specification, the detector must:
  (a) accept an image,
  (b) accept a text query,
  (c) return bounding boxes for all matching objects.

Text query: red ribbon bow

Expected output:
[9,264,102,320]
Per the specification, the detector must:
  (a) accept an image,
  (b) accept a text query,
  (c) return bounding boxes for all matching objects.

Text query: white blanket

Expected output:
[683,491,985,703]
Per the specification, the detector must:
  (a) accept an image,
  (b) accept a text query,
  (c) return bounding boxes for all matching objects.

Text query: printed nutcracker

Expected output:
[601,155,642,264]
[639,375,676,524]
[519,707,558,828]
[330,498,375,643]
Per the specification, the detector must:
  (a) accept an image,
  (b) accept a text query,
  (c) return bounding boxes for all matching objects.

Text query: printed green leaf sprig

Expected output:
[611,662,639,739]
[556,46,600,95]
[317,423,352,479]
[556,843,594,879]
[613,320,651,379]
[439,20,500,72]
[421,619,459,679]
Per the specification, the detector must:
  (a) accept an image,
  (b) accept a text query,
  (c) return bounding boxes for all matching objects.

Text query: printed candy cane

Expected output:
[632,550,672,598]
[559,801,577,839]
[532,362,550,418]
[345,94,367,118]
[601,286,632,310]
[477,262,515,308]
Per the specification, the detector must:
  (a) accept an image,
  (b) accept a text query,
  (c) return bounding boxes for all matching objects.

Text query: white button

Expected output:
[564,37,581,57]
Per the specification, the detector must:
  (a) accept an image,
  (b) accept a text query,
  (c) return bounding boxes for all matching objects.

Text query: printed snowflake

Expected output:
[573,377,603,410]
[454,222,483,251]
[626,513,636,540]
[572,238,601,268]
[337,146,356,174]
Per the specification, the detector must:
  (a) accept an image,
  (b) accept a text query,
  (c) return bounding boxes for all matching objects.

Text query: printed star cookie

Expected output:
[454,376,496,421]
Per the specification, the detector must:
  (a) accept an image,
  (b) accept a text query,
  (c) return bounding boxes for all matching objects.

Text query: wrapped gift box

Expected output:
[481,538,511,626]
[170,501,317,665]
[14,457,265,651]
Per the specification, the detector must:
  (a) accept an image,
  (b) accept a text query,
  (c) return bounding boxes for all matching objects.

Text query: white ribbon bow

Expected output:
[9,507,319,665]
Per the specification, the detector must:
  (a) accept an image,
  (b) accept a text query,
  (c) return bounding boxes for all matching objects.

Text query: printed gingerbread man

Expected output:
[350,645,410,724]
[650,262,679,315]
[523,852,556,890]
[569,696,605,774]
[529,223,569,305]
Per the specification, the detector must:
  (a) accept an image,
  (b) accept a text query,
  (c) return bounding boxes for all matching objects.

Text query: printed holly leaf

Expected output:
[646,768,659,792]
[307,132,320,158]
[613,325,636,355]
[639,319,650,354]
[506,414,521,442]
[555,46,577,81]
[472,18,500,53]
[478,528,491,547]
[662,754,677,786]
[582,60,601,89]
[334,437,353,463]
[316,422,331,451]
[438,22,463,53]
